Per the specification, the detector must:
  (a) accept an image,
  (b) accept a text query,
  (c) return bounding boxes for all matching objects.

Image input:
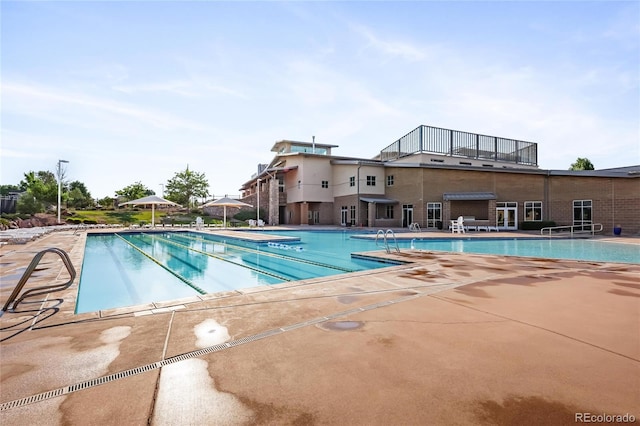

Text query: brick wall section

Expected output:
[384,167,639,233]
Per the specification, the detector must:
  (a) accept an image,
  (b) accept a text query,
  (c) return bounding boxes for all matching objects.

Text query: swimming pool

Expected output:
[76,230,639,314]
[76,230,395,313]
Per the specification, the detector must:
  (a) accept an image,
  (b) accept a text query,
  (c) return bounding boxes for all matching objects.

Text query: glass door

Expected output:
[427,202,442,228]
[402,204,414,228]
[496,202,517,230]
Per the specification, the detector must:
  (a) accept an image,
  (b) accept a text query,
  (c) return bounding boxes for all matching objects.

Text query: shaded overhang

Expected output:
[443,192,496,201]
[360,197,398,204]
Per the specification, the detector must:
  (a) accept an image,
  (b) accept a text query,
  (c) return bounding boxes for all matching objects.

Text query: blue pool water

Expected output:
[76,230,639,313]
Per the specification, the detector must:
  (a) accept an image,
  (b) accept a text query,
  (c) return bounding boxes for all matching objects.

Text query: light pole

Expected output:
[256,178,261,223]
[57,159,69,223]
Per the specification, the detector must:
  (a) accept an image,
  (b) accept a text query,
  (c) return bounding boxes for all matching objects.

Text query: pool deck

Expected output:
[1,227,638,425]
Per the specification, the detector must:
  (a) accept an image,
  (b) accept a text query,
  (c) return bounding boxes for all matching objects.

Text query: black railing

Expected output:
[380,125,538,166]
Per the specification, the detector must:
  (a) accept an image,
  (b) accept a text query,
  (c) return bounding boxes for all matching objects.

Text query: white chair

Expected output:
[450,216,466,234]
[257,219,265,227]
[195,217,204,230]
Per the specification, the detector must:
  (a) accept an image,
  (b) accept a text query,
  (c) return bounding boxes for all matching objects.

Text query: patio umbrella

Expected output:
[120,195,180,227]
[201,197,252,228]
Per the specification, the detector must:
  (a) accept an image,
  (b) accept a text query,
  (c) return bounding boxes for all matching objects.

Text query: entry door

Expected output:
[402,204,414,228]
[308,211,320,225]
[340,206,348,226]
[427,202,442,228]
[496,202,517,230]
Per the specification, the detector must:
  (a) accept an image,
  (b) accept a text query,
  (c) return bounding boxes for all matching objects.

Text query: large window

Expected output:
[573,200,592,230]
[387,175,394,186]
[366,176,376,186]
[349,176,355,187]
[524,201,542,221]
[349,205,356,225]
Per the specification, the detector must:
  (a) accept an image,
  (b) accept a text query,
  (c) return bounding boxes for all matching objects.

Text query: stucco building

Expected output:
[240,125,640,234]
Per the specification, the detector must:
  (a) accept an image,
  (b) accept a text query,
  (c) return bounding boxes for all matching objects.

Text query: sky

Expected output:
[2,0,639,200]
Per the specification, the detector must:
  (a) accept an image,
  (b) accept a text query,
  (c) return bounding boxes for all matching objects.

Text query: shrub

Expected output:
[521,221,556,231]
[83,219,98,225]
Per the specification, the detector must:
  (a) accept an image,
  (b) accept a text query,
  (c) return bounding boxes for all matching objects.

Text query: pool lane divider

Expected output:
[169,231,356,273]
[141,232,293,282]
[114,233,207,295]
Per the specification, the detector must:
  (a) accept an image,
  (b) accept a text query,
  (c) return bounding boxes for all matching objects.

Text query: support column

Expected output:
[268,177,278,225]
[368,202,375,228]
[300,202,309,226]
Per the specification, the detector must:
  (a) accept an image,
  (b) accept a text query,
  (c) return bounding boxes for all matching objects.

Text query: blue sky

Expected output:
[2,1,639,199]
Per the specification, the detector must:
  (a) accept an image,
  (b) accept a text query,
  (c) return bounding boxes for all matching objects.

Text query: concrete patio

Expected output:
[1,228,638,425]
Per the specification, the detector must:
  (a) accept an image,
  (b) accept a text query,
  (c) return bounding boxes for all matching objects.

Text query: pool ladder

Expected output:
[375,229,400,254]
[1,248,76,316]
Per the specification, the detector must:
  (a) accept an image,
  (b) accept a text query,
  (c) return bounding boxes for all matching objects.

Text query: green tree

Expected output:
[569,158,595,171]
[97,196,115,209]
[16,192,43,215]
[0,184,23,196]
[115,182,154,201]
[19,170,59,210]
[67,181,93,209]
[165,166,209,207]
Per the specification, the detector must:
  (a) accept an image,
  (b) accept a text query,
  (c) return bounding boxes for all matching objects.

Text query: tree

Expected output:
[16,192,43,215]
[67,181,93,209]
[569,158,595,171]
[115,182,154,201]
[19,170,59,212]
[0,184,23,196]
[165,166,209,207]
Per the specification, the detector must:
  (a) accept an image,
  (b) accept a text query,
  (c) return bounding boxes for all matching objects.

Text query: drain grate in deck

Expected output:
[1,291,426,412]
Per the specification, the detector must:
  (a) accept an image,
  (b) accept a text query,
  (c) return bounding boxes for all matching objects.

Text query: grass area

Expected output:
[67,209,225,226]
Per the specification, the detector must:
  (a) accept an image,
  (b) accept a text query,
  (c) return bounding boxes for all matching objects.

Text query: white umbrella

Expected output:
[120,195,180,227]
[202,197,252,228]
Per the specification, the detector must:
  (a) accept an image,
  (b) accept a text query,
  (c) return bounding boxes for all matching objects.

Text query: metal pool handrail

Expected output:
[1,247,76,315]
[375,229,400,254]
[540,223,603,237]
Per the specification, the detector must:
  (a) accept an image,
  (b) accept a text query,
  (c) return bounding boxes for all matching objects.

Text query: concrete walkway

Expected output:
[0,228,638,425]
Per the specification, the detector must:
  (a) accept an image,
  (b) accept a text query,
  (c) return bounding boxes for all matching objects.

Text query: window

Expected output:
[278,178,284,193]
[387,175,394,186]
[573,200,592,230]
[385,205,394,219]
[349,205,356,225]
[524,201,542,221]
[297,180,301,189]
[366,176,376,186]
[321,180,328,189]
[349,176,355,187]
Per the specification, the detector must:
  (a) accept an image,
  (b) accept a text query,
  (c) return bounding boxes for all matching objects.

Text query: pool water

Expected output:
[76,231,392,313]
[76,230,639,314]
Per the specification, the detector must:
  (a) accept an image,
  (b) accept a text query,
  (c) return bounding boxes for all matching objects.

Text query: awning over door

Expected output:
[443,192,496,201]
[360,197,398,204]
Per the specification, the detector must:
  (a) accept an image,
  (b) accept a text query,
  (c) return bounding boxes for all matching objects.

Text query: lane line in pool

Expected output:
[142,233,293,282]
[170,232,357,273]
[114,234,207,295]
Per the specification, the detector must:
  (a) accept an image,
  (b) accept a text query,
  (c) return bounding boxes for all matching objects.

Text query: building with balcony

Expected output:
[240,125,640,234]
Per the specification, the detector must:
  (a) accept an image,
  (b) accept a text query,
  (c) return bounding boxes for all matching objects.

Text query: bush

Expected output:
[83,219,98,225]
[521,221,556,231]
[233,209,265,222]
[67,218,83,224]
